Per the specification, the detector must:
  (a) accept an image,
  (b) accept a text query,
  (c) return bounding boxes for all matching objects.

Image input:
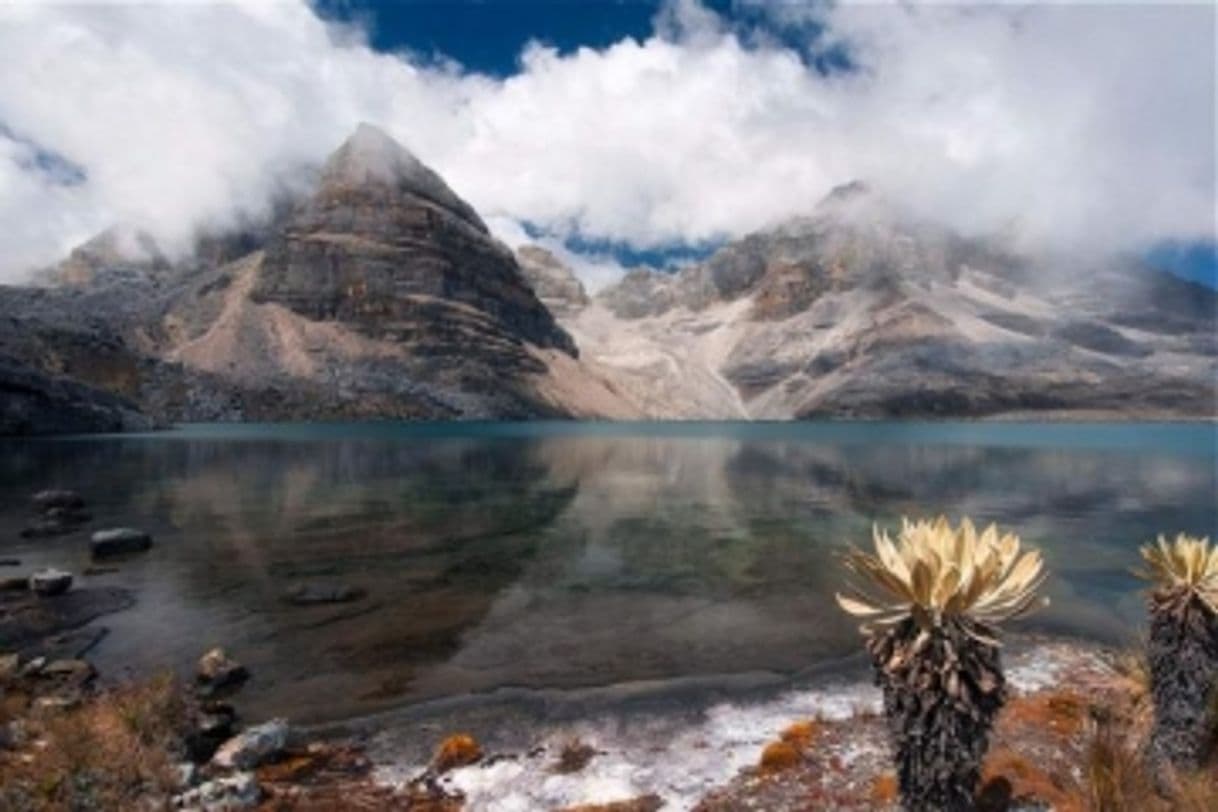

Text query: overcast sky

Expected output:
[0,0,1214,289]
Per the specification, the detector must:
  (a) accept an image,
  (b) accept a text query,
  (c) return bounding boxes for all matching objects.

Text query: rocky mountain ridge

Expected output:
[560,184,1216,419]
[0,132,1213,433]
[0,124,638,431]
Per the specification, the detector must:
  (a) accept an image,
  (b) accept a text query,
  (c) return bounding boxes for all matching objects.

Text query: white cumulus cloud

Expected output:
[0,0,1212,285]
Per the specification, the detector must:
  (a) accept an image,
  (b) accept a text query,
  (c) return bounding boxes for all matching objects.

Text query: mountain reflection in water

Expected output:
[1,422,1213,723]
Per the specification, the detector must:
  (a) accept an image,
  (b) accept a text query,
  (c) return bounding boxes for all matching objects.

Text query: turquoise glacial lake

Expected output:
[1,422,1215,723]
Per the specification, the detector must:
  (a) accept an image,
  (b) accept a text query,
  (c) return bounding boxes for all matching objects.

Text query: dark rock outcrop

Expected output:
[0,355,152,436]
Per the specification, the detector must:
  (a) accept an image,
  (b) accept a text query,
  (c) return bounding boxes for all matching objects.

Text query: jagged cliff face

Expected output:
[567,185,1217,419]
[253,124,575,357]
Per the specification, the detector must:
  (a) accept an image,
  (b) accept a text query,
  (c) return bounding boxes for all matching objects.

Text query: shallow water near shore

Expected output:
[0,421,1214,725]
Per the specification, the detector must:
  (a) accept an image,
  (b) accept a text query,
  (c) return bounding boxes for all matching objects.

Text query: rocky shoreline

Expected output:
[1,559,1152,812]
[2,486,1181,810]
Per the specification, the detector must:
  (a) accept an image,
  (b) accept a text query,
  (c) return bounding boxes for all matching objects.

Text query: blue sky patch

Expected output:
[1,121,87,187]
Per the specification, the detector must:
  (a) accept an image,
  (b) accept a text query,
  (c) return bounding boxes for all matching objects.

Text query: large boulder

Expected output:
[90,527,153,558]
[196,648,248,691]
[185,703,238,763]
[20,520,80,539]
[211,720,289,770]
[32,490,85,511]
[28,568,73,597]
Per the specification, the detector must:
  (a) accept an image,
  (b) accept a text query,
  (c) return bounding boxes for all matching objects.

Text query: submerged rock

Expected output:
[32,490,85,512]
[45,506,92,523]
[22,492,91,537]
[90,527,153,557]
[20,519,82,539]
[211,719,289,770]
[29,568,73,597]
[281,581,366,606]
[22,627,109,663]
[0,586,134,654]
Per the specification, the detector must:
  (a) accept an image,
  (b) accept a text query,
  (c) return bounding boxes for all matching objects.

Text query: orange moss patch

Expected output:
[1000,691,1089,738]
[869,773,899,805]
[758,740,802,772]
[259,753,321,783]
[779,720,820,751]
[433,733,482,773]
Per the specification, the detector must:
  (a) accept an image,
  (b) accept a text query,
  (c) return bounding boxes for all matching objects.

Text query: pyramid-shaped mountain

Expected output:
[0,125,639,428]
[252,124,575,357]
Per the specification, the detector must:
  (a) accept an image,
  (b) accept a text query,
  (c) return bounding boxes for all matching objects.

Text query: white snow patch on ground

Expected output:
[376,680,880,811]
[372,642,1110,811]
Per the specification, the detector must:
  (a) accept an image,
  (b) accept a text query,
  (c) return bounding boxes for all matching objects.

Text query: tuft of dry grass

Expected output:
[1083,714,1159,812]
[0,671,190,811]
[553,738,597,774]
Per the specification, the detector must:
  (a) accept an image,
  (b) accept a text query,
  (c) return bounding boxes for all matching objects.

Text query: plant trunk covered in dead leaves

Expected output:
[1147,591,1218,770]
[869,617,1006,812]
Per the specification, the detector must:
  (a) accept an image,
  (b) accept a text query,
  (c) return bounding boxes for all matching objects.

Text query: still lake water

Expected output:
[1,422,1215,724]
